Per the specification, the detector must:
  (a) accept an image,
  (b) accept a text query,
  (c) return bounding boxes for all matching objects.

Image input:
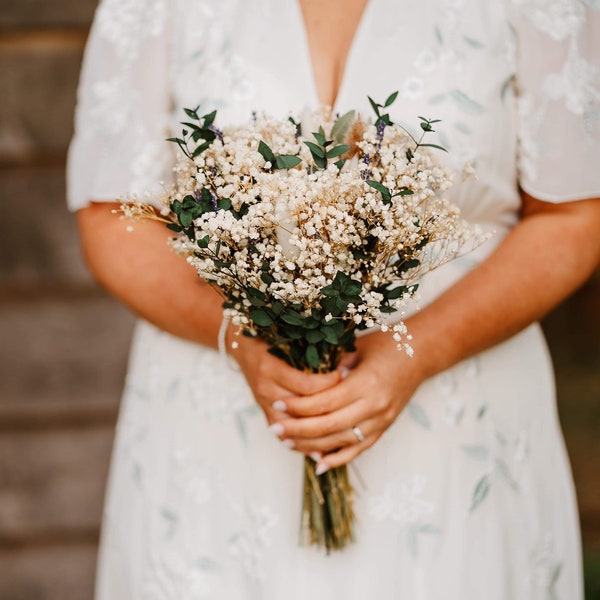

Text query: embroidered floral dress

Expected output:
[67,1,600,598]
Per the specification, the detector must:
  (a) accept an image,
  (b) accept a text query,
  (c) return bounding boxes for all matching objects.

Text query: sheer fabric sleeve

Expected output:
[512,0,600,202]
[66,0,173,211]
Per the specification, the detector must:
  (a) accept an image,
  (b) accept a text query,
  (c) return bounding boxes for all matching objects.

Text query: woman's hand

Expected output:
[228,328,344,438]
[264,329,427,471]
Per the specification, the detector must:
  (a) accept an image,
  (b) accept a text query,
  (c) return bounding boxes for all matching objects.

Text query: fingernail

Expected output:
[315,462,330,476]
[272,400,288,412]
[337,366,350,380]
[283,439,296,449]
[310,452,322,463]
[269,423,285,436]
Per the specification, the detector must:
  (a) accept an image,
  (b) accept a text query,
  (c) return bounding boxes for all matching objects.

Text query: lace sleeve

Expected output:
[66,0,173,211]
[513,0,600,202]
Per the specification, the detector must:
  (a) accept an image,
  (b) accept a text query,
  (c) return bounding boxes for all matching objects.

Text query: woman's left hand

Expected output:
[270,328,427,471]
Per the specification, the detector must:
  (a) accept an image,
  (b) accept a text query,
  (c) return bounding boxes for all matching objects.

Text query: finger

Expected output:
[277,397,372,439]
[269,361,343,397]
[278,376,355,417]
[315,434,378,473]
[337,351,359,370]
[234,339,340,398]
[289,418,381,454]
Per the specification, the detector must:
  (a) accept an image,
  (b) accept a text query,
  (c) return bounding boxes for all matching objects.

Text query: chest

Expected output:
[297,0,370,108]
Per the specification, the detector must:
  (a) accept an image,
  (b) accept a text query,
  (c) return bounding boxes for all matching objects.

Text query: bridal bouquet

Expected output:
[121,93,481,551]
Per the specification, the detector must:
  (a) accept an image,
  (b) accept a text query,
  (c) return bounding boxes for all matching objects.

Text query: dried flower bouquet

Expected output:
[121,92,482,552]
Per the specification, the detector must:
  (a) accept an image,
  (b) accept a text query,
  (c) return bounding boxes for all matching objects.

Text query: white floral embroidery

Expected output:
[542,41,600,115]
[414,48,438,73]
[96,0,169,60]
[436,371,457,396]
[368,475,434,524]
[401,77,426,101]
[516,94,542,182]
[142,550,214,600]
[515,0,585,41]
[186,353,250,422]
[526,534,563,595]
[170,448,214,505]
[442,397,465,426]
[131,139,170,192]
[228,503,278,581]
[84,76,137,139]
[514,430,529,463]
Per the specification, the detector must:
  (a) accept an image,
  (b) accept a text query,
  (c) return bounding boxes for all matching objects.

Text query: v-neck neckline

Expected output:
[292,0,376,114]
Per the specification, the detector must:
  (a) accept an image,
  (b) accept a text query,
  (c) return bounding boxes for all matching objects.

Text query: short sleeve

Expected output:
[512,0,600,202]
[66,0,173,211]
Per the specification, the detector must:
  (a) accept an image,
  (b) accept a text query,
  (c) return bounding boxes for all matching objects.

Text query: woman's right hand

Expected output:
[227,328,343,452]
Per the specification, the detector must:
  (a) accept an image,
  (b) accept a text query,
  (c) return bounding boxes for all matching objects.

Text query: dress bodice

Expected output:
[68,0,600,226]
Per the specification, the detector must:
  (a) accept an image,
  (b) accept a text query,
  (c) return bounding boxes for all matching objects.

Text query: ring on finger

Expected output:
[351,426,365,442]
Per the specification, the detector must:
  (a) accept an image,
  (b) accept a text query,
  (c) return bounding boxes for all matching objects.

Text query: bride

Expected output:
[69,0,599,597]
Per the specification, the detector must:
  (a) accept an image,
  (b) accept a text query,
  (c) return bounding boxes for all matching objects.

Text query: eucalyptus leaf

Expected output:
[304,141,325,158]
[419,143,448,152]
[258,140,275,163]
[275,154,302,169]
[368,96,381,116]
[312,131,327,146]
[306,330,326,343]
[305,344,321,369]
[386,285,407,300]
[249,309,274,327]
[281,311,305,326]
[384,91,399,107]
[330,110,356,143]
[326,144,351,159]
[179,212,193,228]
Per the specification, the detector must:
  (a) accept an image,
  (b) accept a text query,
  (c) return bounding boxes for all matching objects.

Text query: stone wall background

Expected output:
[0,1,598,598]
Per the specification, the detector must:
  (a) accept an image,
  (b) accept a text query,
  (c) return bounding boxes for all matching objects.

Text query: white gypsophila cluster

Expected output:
[164,110,481,346]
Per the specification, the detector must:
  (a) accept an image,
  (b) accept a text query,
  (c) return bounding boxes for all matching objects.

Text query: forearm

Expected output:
[407,195,600,380]
[77,202,224,348]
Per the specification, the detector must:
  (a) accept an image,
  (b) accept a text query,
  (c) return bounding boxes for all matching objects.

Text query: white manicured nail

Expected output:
[272,400,288,412]
[315,462,330,476]
[310,452,322,463]
[269,423,285,436]
[338,366,350,380]
[283,439,296,449]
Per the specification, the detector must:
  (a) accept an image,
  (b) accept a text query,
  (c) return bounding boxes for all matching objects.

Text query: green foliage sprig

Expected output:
[304,127,351,171]
[167,106,219,159]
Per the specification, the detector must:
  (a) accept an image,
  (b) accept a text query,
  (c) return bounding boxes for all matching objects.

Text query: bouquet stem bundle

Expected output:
[303,457,355,550]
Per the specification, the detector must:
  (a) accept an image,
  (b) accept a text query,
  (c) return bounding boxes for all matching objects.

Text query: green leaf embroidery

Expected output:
[463,35,485,49]
[407,403,432,430]
[461,444,490,461]
[450,89,485,115]
[495,458,520,492]
[469,474,491,512]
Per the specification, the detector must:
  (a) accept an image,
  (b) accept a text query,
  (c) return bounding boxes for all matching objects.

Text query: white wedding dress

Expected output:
[68,1,600,598]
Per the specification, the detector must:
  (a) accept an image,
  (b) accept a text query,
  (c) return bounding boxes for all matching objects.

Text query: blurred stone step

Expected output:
[0,32,84,162]
[0,0,97,30]
[0,427,112,542]
[0,288,134,407]
[0,544,96,600]
[0,165,92,284]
